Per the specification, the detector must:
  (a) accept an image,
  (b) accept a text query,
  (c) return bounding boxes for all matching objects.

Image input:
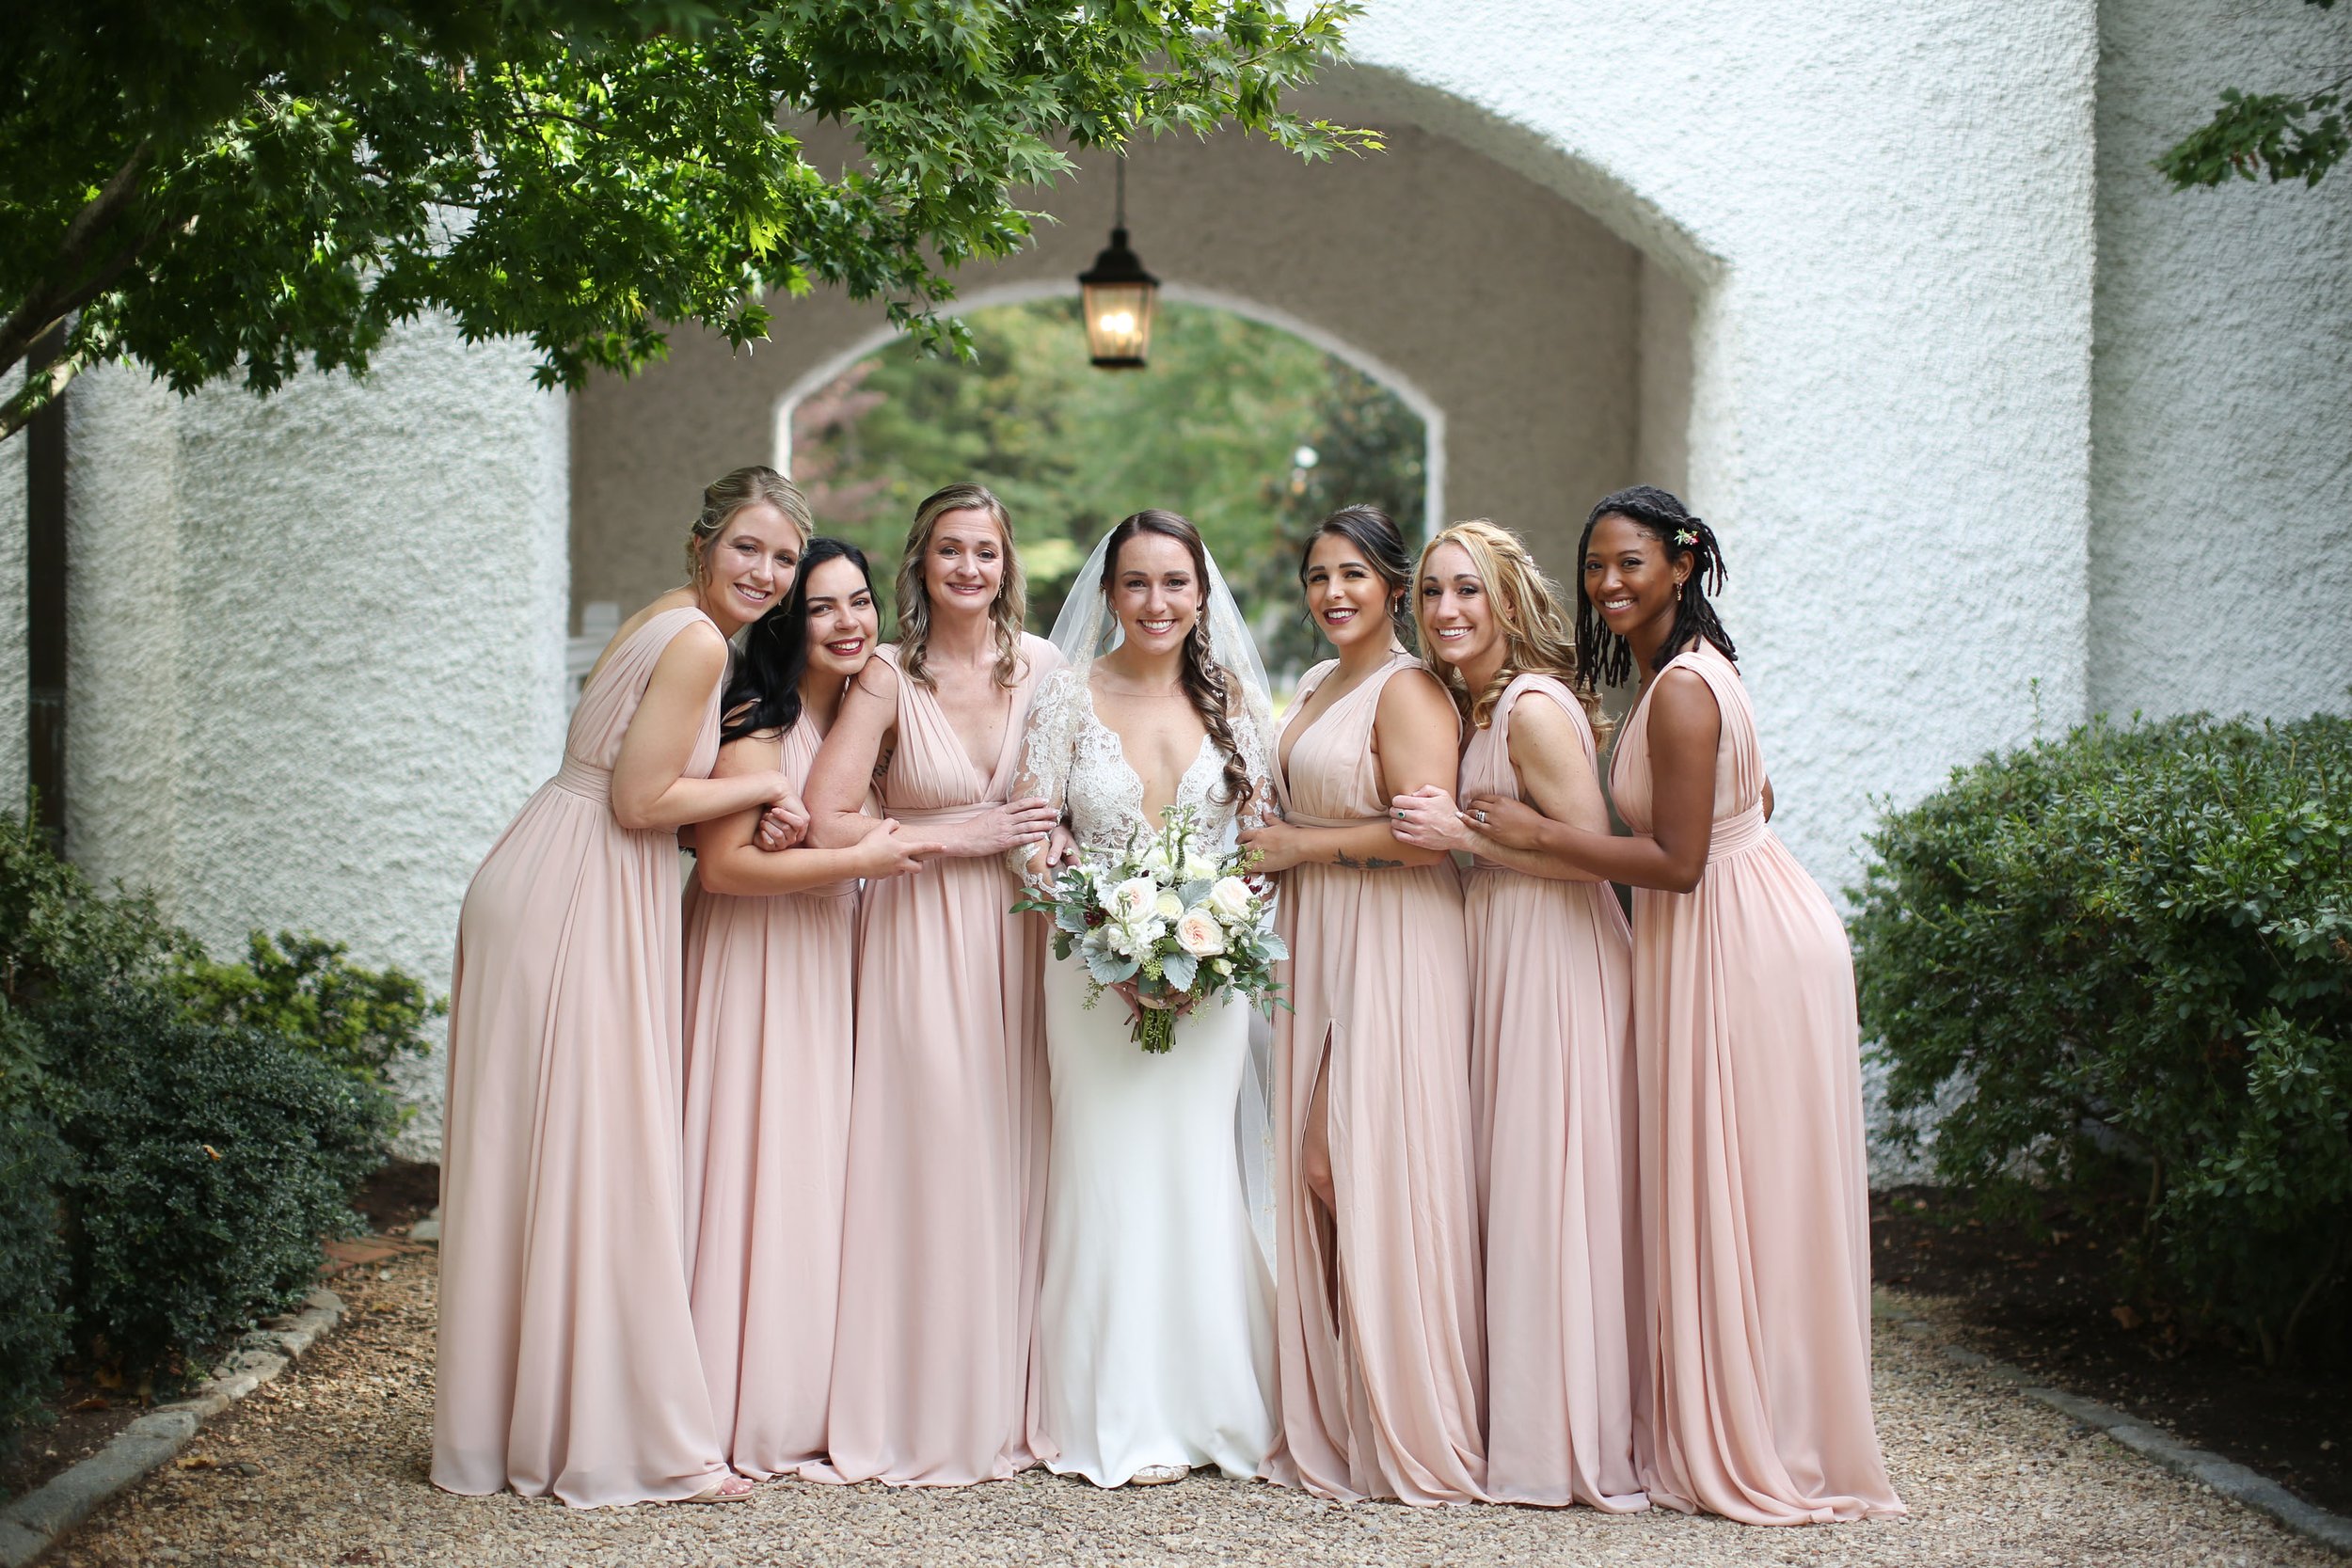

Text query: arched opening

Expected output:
[774,292,1432,682]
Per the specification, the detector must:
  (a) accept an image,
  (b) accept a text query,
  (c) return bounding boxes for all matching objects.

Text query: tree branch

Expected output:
[0,140,154,380]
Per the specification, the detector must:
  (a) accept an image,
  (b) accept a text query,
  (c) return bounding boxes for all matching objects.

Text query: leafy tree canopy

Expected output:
[2159,0,2346,190]
[0,0,1373,438]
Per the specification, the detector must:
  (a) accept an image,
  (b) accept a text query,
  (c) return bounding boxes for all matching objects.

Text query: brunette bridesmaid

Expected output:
[801,484,1061,1486]
[1391,520,1646,1512]
[1239,506,1486,1506]
[679,539,937,1480]
[1466,486,1903,1526]
[435,467,813,1507]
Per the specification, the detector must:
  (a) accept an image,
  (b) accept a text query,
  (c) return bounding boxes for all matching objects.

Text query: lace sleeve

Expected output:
[1234,686,1279,834]
[1006,667,1085,882]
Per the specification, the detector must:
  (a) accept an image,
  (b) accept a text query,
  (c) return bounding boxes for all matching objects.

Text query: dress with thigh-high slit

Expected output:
[816,636,1060,1486]
[1460,673,1647,1511]
[434,606,731,1507]
[1267,653,1486,1505]
[679,715,872,1479]
[1613,640,1901,1525]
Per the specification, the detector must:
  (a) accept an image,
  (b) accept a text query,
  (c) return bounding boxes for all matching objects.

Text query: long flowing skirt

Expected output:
[433,783,727,1506]
[1634,838,1904,1524]
[1034,955,1277,1485]
[818,855,1048,1485]
[680,879,856,1479]
[1271,861,1486,1504]
[1466,867,1647,1511]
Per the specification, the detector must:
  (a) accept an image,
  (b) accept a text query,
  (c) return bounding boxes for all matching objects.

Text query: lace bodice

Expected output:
[1011,667,1275,874]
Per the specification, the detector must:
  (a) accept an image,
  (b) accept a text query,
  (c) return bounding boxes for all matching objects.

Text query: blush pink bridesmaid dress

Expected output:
[816,637,1060,1486]
[679,716,870,1479]
[434,606,730,1507]
[1611,640,1902,1525]
[1459,673,1647,1512]
[1270,653,1486,1505]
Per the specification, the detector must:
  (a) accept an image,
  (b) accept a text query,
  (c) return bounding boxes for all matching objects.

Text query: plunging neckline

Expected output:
[1276,653,1402,786]
[909,664,1021,793]
[1079,684,1218,828]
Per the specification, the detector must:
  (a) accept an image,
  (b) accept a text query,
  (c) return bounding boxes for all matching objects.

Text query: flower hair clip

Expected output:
[1674,527,1698,546]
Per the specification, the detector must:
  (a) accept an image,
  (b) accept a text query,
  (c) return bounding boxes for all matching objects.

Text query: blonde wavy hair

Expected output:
[686,466,813,589]
[1414,518,1603,734]
[895,483,1029,689]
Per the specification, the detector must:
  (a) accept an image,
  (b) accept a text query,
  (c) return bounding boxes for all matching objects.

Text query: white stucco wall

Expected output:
[2090,0,2352,722]
[65,325,568,1153]
[0,369,24,807]
[1339,1,2103,894]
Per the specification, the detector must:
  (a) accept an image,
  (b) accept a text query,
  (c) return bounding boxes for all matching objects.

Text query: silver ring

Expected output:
[1475,809,1489,825]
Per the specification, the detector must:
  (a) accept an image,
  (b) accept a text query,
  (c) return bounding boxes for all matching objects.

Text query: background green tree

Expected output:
[0,0,1373,439]
[2160,0,2346,189]
[788,297,1426,680]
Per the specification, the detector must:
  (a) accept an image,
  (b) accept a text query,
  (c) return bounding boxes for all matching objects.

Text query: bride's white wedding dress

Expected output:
[1013,666,1279,1486]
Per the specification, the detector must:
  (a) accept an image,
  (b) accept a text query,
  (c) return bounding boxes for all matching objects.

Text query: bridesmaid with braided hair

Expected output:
[1460,487,1902,1526]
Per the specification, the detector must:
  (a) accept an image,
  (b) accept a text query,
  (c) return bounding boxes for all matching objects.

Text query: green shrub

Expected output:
[41,984,390,1384]
[0,1005,71,1457]
[174,930,441,1125]
[0,803,194,1010]
[1853,712,2352,1361]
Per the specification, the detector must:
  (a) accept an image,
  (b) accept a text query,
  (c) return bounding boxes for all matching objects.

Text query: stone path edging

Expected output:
[1876,1291,2352,1555]
[0,1288,345,1568]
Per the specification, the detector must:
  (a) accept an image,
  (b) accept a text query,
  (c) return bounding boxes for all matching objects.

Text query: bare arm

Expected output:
[1465,668,1721,893]
[694,735,937,895]
[1392,693,1609,881]
[609,624,794,832]
[1239,669,1458,873]
[803,660,900,848]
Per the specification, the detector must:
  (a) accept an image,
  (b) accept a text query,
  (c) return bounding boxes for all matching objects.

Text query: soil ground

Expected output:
[1871,1184,2350,1515]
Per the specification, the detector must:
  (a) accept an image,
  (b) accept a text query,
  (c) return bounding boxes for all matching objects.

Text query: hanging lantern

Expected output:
[1077,159,1158,369]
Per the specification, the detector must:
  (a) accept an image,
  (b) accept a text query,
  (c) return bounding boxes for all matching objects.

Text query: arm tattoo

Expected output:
[1333,851,1405,871]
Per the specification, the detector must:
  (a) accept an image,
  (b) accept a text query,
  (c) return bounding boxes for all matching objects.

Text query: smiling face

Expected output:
[1581,511,1689,648]
[1302,530,1401,654]
[1107,529,1202,658]
[920,506,1008,618]
[700,500,805,633]
[1419,538,1506,678]
[800,554,880,680]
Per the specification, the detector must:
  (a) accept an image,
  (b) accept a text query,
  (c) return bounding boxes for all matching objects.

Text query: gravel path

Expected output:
[42,1248,2337,1568]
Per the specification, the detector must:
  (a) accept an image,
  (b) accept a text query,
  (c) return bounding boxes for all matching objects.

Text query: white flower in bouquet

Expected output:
[1204,876,1255,924]
[1152,888,1184,920]
[1182,849,1220,884]
[1175,908,1228,958]
[1108,877,1161,922]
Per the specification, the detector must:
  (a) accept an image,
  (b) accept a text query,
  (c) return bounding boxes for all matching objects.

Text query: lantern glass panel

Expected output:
[1081,279,1156,367]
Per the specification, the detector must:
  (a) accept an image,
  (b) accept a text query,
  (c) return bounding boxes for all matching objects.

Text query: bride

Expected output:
[1010,509,1279,1487]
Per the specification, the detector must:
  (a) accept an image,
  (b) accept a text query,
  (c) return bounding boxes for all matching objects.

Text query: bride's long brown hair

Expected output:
[1099,510,1253,809]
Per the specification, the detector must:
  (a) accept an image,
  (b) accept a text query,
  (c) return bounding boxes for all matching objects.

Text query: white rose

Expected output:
[1175,908,1228,958]
[1153,889,1184,921]
[1204,876,1256,923]
[1212,958,1232,977]
[1142,839,1180,880]
[1182,851,1220,884]
[1109,877,1160,921]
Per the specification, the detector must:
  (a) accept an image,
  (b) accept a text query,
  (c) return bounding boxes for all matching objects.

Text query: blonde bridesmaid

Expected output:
[1391,520,1646,1512]
[801,484,1061,1486]
[435,467,813,1507]
[1240,506,1486,1505]
[1467,485,1902,1526]
[680,539,936,1479]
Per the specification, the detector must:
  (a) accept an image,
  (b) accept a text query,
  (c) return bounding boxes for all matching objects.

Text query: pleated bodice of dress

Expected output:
[564,606,723,785]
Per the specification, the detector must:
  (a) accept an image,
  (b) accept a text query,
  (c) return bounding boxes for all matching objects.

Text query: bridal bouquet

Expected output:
[1013,805,1287,1054]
